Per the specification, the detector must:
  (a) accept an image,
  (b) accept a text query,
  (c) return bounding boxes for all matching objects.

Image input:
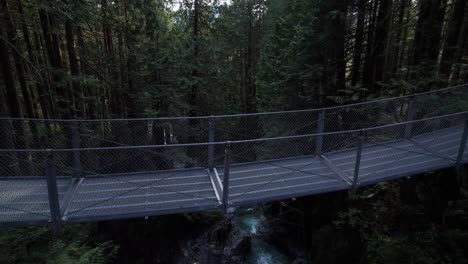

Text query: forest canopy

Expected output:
[0,0,467,120]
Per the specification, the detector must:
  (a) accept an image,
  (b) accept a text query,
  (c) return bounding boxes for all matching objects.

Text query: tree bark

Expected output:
[389,0,408,79]
[65,19,83,117]
[410,0,447,76]
[351,0,366,86]
[439,0,468,80]
[39,6,71,118]
[363,0,392,94]
[1,0,34,118]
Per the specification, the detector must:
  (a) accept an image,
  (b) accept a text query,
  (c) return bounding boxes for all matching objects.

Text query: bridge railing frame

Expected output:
[1,102,468,227]
[1,83,467,151]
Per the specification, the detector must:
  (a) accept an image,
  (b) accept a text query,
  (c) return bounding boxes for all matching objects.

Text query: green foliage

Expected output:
[335,182,402,239]
[48,240,117,264]
[367,236,442,264]
[0,224,118,264]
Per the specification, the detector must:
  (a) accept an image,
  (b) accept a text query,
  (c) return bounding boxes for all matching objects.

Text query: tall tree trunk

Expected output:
[1,0,34,118]
[65,19,83,117]
[242,0,258,114]
[363,0,392,94]
[33,29,51,119]
[362,0,379,89]
[0,30,22,118]
[315,0,347,103]
[410,0,447,78]
[190,0,200,118]
[389,0,408,79]
[0,24,29,173]
[16,0,40,117]
[450,4,468,82]
[351,0,366,86]
[439,0,467,80]
[39,6,71,118]
[373,0,392,95]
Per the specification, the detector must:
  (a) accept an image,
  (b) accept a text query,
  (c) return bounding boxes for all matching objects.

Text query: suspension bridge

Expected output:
[0,84,467,231]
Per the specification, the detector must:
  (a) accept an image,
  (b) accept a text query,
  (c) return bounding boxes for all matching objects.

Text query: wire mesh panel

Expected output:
[0,151,72,224]
[0,85,467,225]
[215,136,349,206]
[324,97,411,132]
[61,144,219,222]
[213,110,321,142]
[411,114,467,161]
[414,85,468,119]
[77,118,211,147]
[1,84,466,150]
[0,178,51,223]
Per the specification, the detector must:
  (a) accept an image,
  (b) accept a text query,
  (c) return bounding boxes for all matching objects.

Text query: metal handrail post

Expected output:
[456,118,468,174]
[404,95,416,138]
[46,150,62,232]
[352,130,364,190]
[208,117,215,169]
[222,142,231,212]
[316,109,325,155]
[71,122,81,178]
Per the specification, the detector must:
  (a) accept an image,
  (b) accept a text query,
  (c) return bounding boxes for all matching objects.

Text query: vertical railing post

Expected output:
[404,95,417,138]
[352,130,364,190]
[456,118,468,174]
[208,117,215,169]
[316,109,326,155]
[222,142,231,213]
[46,150,62,232]
[72,122,81,178]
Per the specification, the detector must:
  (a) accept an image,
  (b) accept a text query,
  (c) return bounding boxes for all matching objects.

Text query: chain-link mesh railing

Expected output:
[1,84,467,150]
[0,85,467,225]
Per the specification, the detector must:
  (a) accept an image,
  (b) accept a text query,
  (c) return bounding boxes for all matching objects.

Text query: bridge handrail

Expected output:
[1,83,467,122]
[0,111,465,153]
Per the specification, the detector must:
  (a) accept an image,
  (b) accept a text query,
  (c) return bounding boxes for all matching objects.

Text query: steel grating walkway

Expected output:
[0,122,467,226]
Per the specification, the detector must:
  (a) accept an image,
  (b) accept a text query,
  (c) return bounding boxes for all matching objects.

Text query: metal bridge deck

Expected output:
[0,125,467,225]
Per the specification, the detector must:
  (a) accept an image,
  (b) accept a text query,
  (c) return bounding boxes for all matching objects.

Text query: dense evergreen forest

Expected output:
[1,0,468,263]
[1,0,467,120]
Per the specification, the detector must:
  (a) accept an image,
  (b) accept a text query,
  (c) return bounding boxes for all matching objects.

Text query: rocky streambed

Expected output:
[176,206,305,263]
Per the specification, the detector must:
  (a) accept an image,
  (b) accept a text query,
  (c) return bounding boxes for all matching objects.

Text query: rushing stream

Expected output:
[236,208,290,264]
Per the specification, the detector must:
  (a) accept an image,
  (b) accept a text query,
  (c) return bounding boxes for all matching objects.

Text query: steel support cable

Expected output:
[214,118,319,139]
[10,128,213,178]
[211,119,320,161]
[0,113,465,176]
[2,84,466,122]
[1,111,467,153]
[324,117,403,127]
[68,138,198,176]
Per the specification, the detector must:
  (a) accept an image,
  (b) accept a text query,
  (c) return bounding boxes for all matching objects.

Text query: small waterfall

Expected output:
[236,208,289,264]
